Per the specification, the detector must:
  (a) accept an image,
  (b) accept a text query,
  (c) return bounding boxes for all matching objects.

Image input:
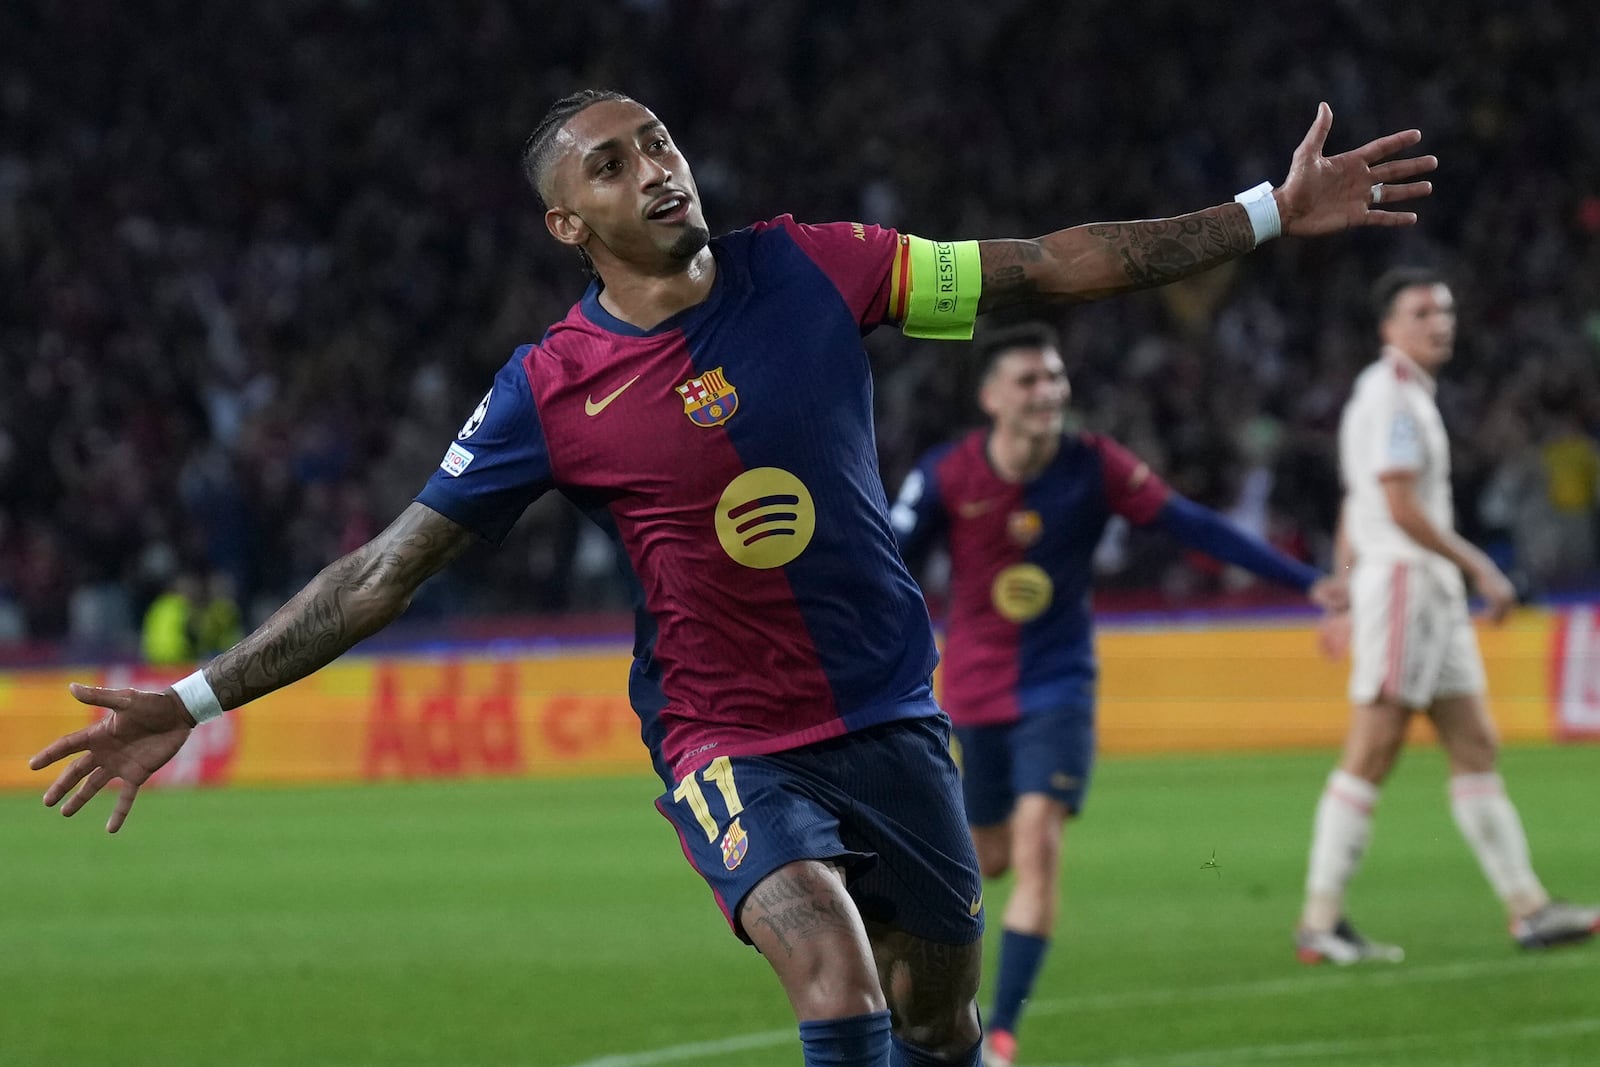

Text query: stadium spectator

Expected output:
[139,570,203,666]
[5,3,1600,657]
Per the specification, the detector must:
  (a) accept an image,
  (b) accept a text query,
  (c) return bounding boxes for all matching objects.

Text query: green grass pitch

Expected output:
[4,745,1597,1066]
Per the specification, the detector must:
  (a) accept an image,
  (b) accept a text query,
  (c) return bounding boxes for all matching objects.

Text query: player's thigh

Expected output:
[1007,702,1095,817]
[741,859,885,1020]
[952,721,1016,830]
[1339,699,1413,782]
[655,753,872,944]
[1008,792,1072,879]
[1429,691,1499,774]
[864,920,982,1052]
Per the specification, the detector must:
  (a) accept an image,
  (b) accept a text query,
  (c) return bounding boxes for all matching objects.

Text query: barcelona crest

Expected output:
[1007,509,1044,547]
[720,817,749,870]
[676,367,739,427]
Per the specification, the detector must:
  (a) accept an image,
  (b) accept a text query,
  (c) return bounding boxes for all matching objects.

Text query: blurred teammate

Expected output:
[29,89,1434,1067]
[893,322,1344,1066]
[1297,267,1600,964]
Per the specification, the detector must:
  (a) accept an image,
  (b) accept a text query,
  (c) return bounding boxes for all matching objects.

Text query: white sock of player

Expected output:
[1449,772,1549,918]
[1302,769,1379,932]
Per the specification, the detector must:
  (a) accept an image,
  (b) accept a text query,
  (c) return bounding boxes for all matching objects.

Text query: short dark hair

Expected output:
[521,89,634,208]
[977,321,1061,379]
[1371,266,1448,323]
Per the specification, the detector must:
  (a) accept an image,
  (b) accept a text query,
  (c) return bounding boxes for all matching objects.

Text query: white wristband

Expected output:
[1233,181,1281,246]
[172,669,226,725]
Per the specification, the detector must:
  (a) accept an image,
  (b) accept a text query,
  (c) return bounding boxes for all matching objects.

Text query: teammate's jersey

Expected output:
[417,217,940,784]
[892,429,1171,725]
[1339,346,1460,587]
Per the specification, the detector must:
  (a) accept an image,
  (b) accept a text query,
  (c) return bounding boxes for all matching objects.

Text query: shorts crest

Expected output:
[720,817,749,870]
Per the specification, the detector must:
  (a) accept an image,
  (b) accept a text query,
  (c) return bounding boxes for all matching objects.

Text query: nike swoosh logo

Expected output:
[969,894,983,916]
[585,375,641,417]
[958,500,996,518]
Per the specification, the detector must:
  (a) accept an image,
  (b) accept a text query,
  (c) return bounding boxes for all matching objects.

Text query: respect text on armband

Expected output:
[935,242,957,312]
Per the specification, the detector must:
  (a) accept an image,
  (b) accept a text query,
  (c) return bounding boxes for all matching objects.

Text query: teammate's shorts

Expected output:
[952,701,1095,827]
[1349,560,1487,708]
[655,717,984,947]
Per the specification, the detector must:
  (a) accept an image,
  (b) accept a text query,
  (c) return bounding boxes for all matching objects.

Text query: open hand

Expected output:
[1317,609,1352,661]
[29,683,195,833]
[1308,575,1349,614]
[1471,563,1518,624]
[1277,102,1437,237]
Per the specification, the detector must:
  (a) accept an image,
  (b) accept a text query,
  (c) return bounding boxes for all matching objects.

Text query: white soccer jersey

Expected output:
[1339,346,1460,588]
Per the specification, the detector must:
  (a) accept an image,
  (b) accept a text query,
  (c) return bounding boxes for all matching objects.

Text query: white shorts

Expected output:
[1349,561,1486,707]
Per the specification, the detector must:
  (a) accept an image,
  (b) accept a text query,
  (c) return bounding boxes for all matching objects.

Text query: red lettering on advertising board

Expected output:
[363,661,526,779]
[540,693,632,758]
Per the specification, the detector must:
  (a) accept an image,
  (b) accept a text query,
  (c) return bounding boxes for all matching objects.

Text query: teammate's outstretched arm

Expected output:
[1154,493,1347,612]
[976,103,1435,313]
[28,503,478,832]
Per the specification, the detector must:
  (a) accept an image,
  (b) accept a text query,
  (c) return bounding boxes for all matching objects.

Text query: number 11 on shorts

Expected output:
[672,756,744,841]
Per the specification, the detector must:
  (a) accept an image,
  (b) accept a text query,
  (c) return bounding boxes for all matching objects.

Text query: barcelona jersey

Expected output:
[893,428,1171,726]
[418,217,941,784]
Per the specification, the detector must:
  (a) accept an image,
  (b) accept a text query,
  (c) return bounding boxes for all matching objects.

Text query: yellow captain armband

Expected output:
[888,234,983,341]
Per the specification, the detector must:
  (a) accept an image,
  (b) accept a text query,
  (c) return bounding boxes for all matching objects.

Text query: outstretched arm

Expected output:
[977,103,1435,313]
[206,503,476,707]
[29,503,478,831]
[1154,495,1345,610]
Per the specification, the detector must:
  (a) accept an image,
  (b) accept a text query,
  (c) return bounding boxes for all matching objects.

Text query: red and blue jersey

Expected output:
[892,429,1171,726]
[417,217,940,784]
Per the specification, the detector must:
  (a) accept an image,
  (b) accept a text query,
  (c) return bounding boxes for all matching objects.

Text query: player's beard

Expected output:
[667,223,711,262]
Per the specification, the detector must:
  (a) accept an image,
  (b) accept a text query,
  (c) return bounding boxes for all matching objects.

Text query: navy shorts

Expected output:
[953,703,1095,826]
[655,717,984,947]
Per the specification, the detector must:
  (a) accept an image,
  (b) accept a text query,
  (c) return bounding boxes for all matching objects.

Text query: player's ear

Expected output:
[546,206,588,248]
[977,377,1001,419]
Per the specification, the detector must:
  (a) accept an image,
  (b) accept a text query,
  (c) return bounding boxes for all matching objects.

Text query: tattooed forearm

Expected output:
[205,504,475,708]
[977,203,1257,313]
[1085,206,1255,288]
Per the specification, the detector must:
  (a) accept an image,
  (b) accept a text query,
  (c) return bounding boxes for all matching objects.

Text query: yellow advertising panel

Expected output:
[1094,611,1554,754]
[0,608,1585,793]
[0,652,645,792]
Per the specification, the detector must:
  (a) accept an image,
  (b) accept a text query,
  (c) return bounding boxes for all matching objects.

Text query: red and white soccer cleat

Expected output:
[982,1028,1017,1067]
[1511,901,1600,950]
[1295,918,1404,965]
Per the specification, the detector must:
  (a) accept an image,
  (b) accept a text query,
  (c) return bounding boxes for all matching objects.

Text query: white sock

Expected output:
[1302,769,1379,931]
[1449,772,1549,917]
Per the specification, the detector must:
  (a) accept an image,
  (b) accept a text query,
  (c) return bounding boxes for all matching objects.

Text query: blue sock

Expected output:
[988,929,1050,1034]
[890,1035,984,1066]
[799,1010,892,1066]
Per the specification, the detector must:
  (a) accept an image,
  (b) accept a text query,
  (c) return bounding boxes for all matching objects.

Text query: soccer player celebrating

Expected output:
[1296,268,1600,964]
[30,91,1433,1066]
[891,322,1345,1067]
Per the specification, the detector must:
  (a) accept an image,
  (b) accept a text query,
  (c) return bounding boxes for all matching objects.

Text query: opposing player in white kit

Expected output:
[1297,267,1600,964]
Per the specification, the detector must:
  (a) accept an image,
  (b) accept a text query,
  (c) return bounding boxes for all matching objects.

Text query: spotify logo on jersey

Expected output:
[991,563,1053,623]
[716,468,816,569]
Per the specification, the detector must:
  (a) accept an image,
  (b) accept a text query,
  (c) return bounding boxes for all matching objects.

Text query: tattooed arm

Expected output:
[28,503,477,831]
[977,103,1436,315]
[976,206,1255,312]
[207,503,476,707]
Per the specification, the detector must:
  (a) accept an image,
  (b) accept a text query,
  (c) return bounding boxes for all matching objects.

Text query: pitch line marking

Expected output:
[561,952,1598,1067]
[1028,1015,1600,1066]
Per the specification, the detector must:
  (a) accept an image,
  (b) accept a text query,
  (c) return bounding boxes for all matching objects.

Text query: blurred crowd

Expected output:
[3,0,1600,657]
